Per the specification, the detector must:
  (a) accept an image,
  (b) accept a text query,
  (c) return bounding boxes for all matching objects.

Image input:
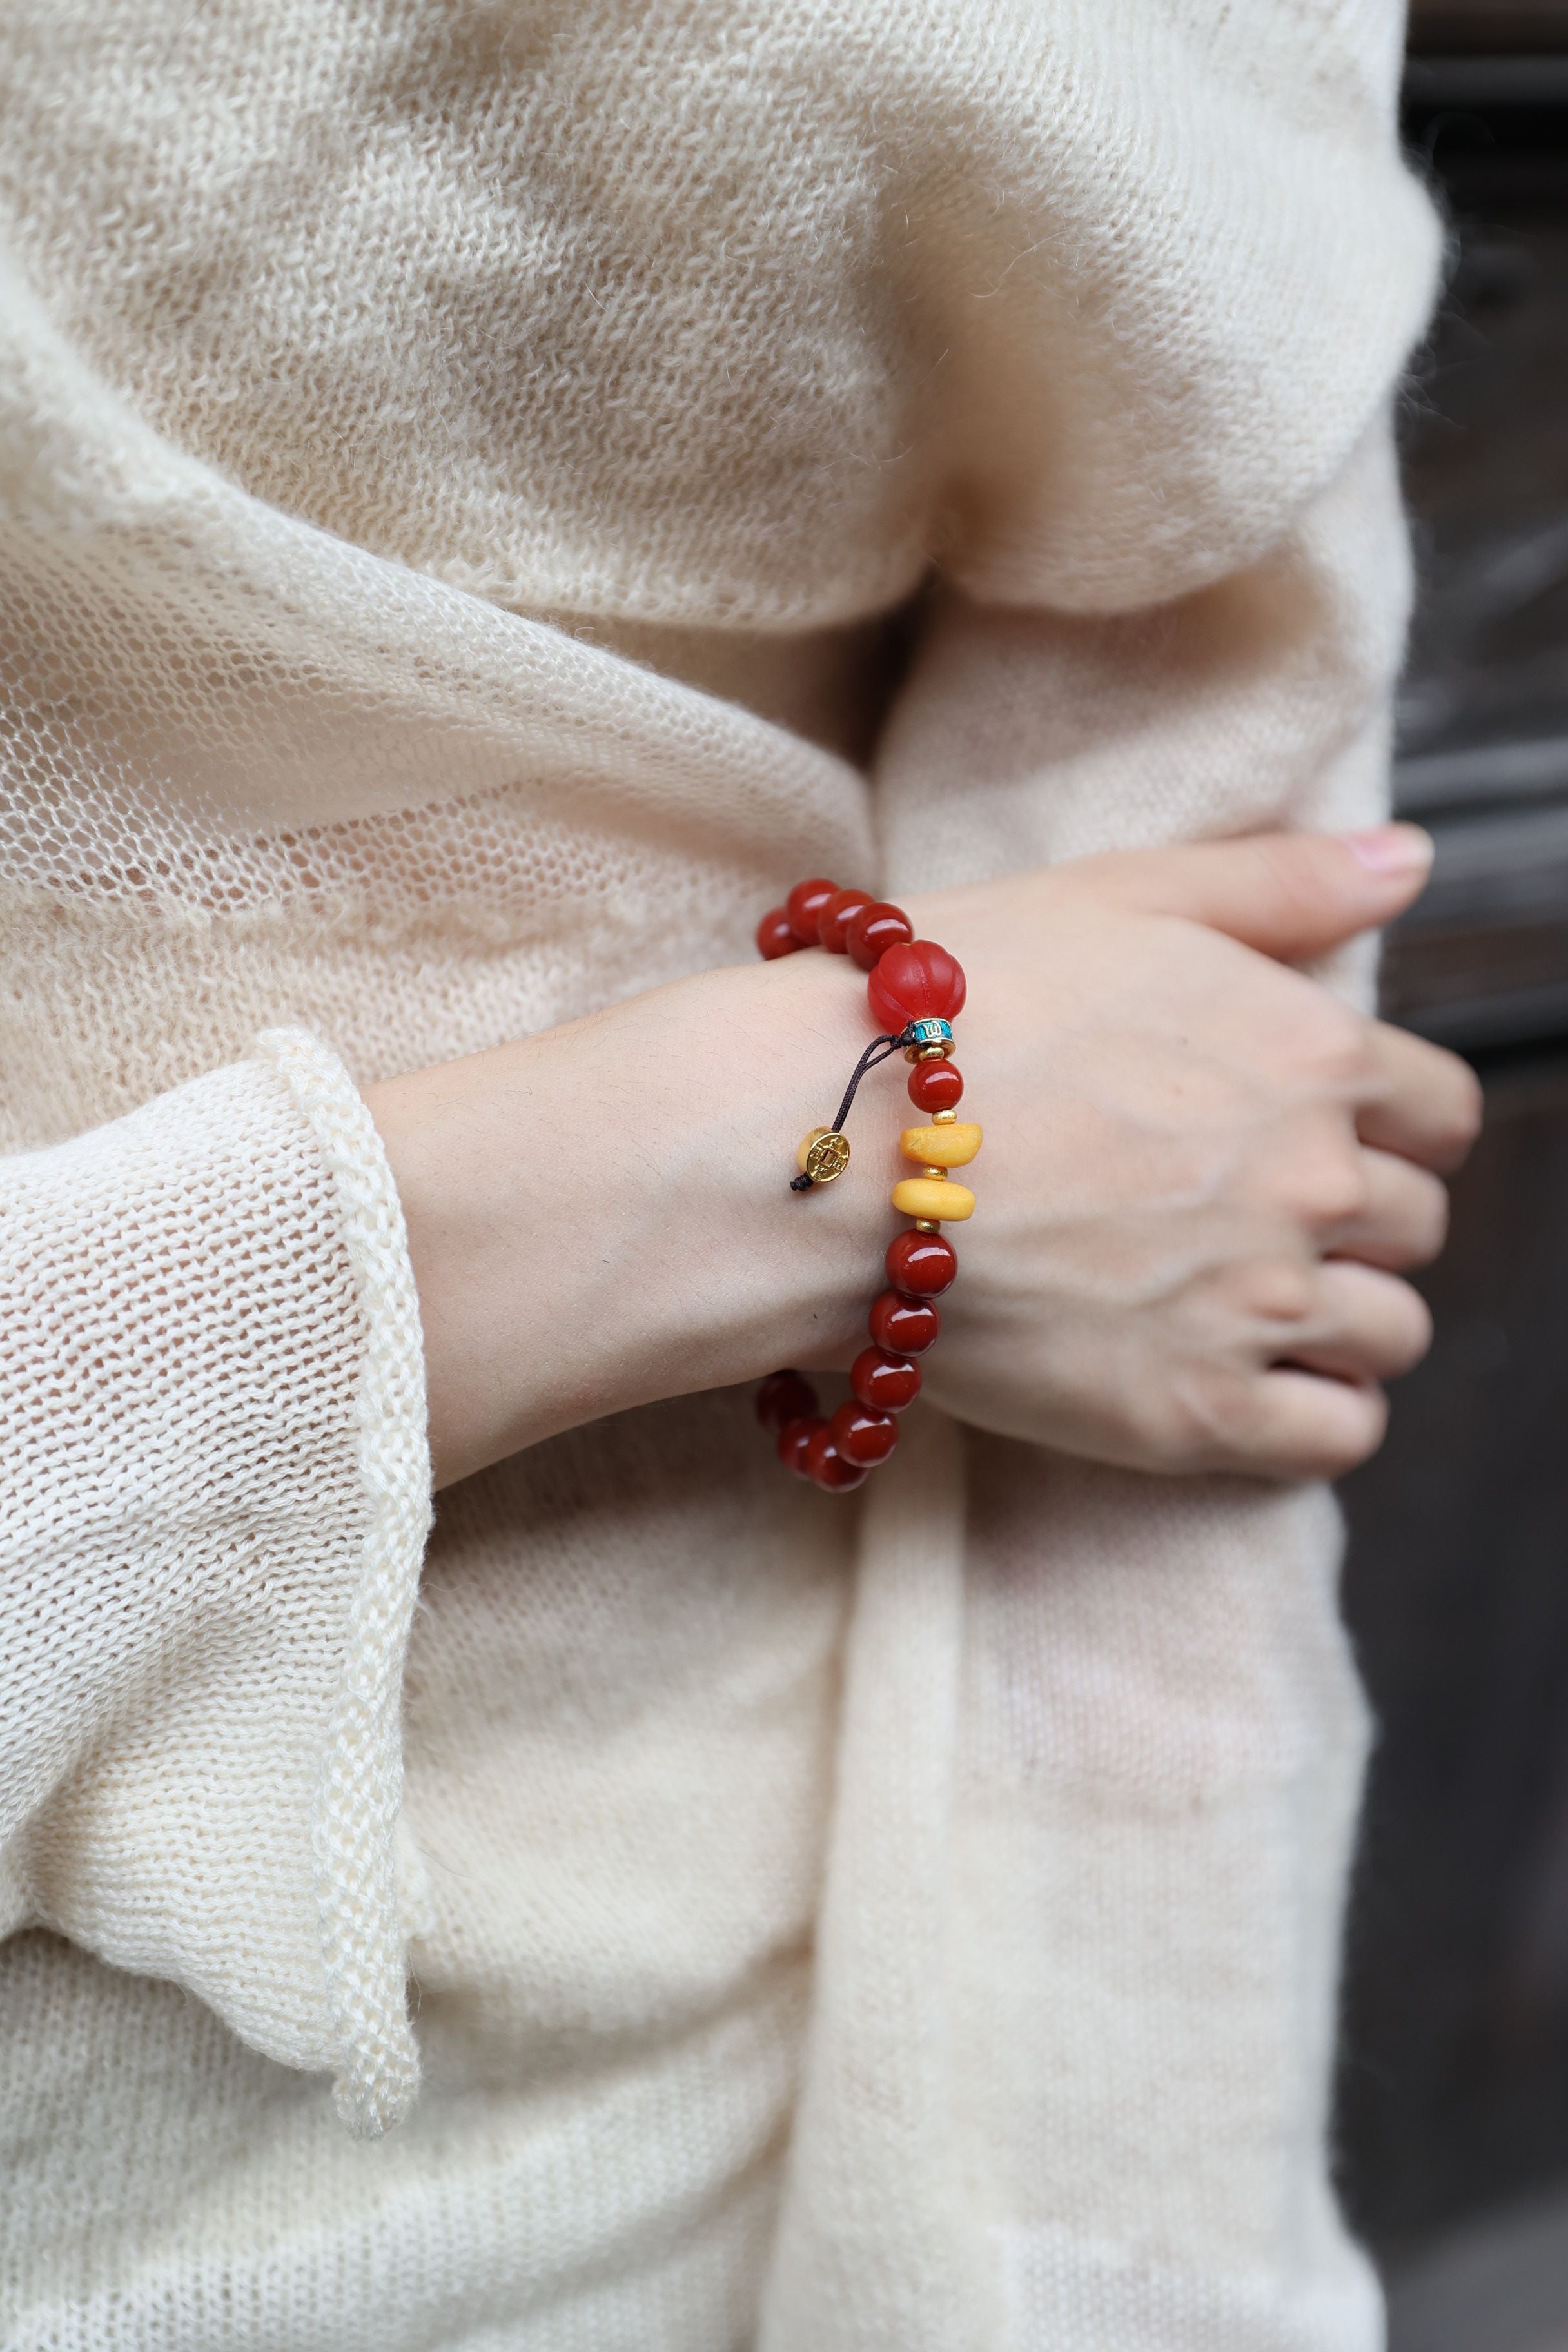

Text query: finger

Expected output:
[1237,1368,1389,1482]
[1326,1147,1450,1271]
[1275,1261,1433,1385]
[1358,1024,1483,1173]
[1093,825,1433,961]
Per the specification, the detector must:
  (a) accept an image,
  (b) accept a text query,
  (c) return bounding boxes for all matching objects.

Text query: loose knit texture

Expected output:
[0,3,1437,2347]
[0,1035,429,2125]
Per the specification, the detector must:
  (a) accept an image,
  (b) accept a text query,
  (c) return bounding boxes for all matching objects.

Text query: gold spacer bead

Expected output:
[932,1108,957,1125]
[920,1166,946,1181]
[903,1041,953,1064]
[914,1219,941,1233]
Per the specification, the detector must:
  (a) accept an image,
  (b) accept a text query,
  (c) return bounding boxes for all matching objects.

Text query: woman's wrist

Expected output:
[365,942,887,1487]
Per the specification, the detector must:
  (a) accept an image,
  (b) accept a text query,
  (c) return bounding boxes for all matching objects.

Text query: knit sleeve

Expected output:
[0,1027,431,2138]
[876,414,1415,908]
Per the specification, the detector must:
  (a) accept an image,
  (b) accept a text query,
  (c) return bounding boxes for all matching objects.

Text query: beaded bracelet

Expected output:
[750,876,978,1494]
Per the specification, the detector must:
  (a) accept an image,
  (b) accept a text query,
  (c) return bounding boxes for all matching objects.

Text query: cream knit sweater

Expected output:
[0,4,1438,2346]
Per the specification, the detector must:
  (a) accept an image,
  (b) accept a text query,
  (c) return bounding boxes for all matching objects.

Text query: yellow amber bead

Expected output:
[899,1122,981,1168]
[892,1177,975,1222]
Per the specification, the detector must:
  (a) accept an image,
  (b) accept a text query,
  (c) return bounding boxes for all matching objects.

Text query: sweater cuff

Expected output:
[256,1028,432,2135]
[0,1030,431,2137]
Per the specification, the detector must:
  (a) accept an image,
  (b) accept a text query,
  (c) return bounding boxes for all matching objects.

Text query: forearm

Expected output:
[365,941,889,1488]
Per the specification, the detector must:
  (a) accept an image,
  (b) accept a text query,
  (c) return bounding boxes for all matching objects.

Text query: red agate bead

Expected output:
[885,1230,956,1296]
[757,907,803,960]
[846,901,914,970]
[778,1415,823,1476]
[803,1423,868,1491]
[867,940,966,1032]
[831,1400,899,1466]
[850,1346,921,1411]
[868,1289,939,1354]
[786,877,839,944]
[907,1059,963,1113]
[756,1370,819,1433]
[818,887,873,954]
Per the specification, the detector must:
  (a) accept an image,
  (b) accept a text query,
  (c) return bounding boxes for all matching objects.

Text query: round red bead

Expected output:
[803,1423,868,1491]
[778,1415,823,1476]
[846,901,914,971]
[756,1370,819,1433]
[850,1346,921,1412]
[868,939,967,1032]
[885,1230,957,1297]
[785,877,839,945]
[818,886,874,954]
[868,1289,939,1354]
[907,1059,963,1113]
[756,907,803,961]
[831,1400,899,1467]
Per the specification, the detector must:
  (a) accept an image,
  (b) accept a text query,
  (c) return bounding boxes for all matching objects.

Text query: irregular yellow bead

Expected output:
[892,1177,975,1222]
[899,1122,981,1168]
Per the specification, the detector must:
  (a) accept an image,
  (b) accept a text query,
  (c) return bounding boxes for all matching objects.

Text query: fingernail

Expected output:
[1341,823,1434,879]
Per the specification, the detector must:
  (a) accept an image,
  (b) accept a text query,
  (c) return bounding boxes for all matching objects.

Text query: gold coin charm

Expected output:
[796,1126,851,1183]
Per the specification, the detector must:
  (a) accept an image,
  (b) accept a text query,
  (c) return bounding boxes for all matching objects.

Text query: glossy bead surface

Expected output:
[891,1176,975,1221]
[756,1370,818,1433]
[831,1400,899,1466]
[908,1059,964,1112]
[899,1121,981,1168]
[785,877,839,943]
[886,1229,957,1296]
[818,886,873,953]
[756,907,803,960]
[850,1346,921,1411]
[778,1415,822,1476]
[868,939,967,1031]
[846,901,913,971]
[803,1423,868,1491]
[868,1289,939,1354]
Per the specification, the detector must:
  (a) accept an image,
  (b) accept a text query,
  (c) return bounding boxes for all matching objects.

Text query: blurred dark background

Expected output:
[1334,8,1568,2344]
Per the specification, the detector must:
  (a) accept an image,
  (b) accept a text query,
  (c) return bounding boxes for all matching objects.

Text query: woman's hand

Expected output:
[905,827,1481,1479]
[366,824,1480,1489]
